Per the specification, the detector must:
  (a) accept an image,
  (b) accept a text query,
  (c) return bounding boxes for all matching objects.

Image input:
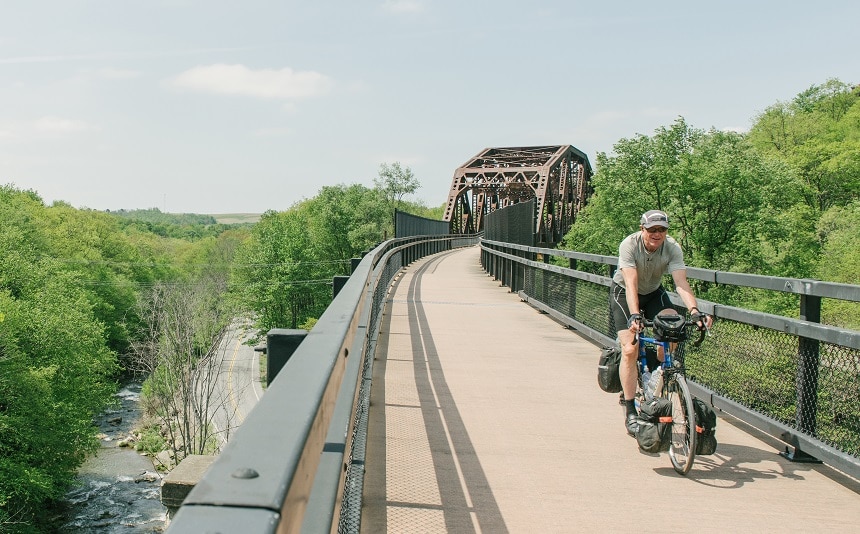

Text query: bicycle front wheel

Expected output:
[666,374,696,475]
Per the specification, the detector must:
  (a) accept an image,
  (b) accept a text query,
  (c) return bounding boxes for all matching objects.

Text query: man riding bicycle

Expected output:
[610,210,712,436]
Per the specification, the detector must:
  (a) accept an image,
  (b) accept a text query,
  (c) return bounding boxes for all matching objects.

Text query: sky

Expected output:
[0,1,857,215]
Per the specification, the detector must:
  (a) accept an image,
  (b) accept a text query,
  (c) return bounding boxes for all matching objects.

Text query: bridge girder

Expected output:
[443,145,593,245]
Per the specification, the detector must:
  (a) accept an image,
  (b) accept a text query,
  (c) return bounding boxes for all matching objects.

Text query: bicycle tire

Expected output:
[665,374,696,475]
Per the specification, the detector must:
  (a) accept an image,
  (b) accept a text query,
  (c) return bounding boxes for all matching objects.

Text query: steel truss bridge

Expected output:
[443,145,592,246]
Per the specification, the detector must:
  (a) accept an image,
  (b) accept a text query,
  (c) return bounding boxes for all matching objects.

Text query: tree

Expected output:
[0,277,118,532]
[749,79,860,214]
[374,162,420,208]
[559,117,822,317]
[0,187,123,532]
[0,184,253,529]
[231,208,324,331]
[563,118,807,275]
[132,277,238,462]
[232,184,391,333]
[816,201,860,329]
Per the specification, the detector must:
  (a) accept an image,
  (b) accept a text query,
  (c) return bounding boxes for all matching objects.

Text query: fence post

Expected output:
[797,293,822,434]
[333,276,349,299]
[569,258,578,321]
[266,329,308,386]
[781,292,823,463]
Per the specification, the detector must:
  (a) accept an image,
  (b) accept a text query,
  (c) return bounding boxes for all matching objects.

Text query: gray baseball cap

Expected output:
[640,210,669,228]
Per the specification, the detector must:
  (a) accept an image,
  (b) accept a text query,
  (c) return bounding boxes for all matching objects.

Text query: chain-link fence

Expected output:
[481,238,860,476]
[394,209,449,238]
[484,198,536,245]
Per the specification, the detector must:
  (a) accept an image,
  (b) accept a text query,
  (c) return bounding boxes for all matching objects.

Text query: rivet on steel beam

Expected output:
[231,468,260,479]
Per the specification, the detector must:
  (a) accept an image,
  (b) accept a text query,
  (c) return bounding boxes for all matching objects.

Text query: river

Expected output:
[60,383,168,533]
[59,323,260,532]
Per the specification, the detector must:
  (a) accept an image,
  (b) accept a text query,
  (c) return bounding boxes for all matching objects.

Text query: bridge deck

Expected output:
[360,246,860,533]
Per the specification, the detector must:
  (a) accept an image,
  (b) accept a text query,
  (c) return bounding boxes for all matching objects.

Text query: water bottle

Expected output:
[641,366,652,399]
[645,367,663,401]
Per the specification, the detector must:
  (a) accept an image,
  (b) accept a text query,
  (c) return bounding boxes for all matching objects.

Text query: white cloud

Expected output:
[168,64,332,100]
[33,116,95,133]
[381,0,425,14]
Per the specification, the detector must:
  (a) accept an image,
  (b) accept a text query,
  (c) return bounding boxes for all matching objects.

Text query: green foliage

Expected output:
[232,184,390,332]
[563,118,808,277]
[111,207,248,241]
[135,424,166,455]
[0,281,116,529]
[564,79,858,315]
[817,201,860,329]
[299,317,318,331]
[374,162,420,207]
[749,79,860,214]
[686,320,860,456]
[111,207,217,226]
[418,202,447,221]
[0,184,248,529]
[395,200,446,224]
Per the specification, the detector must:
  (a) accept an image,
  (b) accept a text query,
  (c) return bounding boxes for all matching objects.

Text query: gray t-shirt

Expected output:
[611,232,686,294]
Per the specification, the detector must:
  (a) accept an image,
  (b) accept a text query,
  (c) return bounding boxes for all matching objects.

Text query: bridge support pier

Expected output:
[161,454,217,520]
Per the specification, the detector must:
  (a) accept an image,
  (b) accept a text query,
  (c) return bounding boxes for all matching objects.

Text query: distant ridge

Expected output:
[212,213,262,224]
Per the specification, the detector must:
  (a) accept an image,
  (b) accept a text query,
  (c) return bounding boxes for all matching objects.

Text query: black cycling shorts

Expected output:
[610,283,674,332]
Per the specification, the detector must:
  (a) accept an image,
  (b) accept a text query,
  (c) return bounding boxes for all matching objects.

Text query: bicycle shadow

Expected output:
[649,442,794,488]
[644,420,860,494]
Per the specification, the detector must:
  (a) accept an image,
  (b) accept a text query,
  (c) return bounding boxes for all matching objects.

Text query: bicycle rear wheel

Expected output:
[665,374,696,475]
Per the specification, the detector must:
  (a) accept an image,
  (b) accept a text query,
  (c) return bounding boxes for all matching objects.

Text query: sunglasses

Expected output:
[644,226,668,234]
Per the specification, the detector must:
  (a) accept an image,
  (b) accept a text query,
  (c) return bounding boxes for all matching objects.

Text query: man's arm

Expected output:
[672,269,697,310]
[672,269,713,328]
[620,267,641,331]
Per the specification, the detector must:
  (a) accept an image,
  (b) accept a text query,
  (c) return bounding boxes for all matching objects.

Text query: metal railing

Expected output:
[480,238,860,479]
[166,234,480,534]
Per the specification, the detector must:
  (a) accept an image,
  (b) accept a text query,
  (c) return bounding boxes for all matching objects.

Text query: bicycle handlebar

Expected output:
[631,315,711,347]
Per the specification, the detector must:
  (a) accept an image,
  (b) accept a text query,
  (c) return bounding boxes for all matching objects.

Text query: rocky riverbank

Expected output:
[60,383,168,533]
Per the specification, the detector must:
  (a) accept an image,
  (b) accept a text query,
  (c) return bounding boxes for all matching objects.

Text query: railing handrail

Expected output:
[481,238,860,303]
[482,240,860,349]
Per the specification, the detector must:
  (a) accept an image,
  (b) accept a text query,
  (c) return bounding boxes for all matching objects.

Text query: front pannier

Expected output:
[597,346,623,393]
[636,397,673,453]
[693,399,718,455]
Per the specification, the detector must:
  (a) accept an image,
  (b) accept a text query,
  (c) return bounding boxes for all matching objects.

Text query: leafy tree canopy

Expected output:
[748,79,860,213]
[0,184,247,531]
[562,78,858,315]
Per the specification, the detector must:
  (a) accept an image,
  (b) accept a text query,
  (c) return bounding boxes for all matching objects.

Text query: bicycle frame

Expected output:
[633,315,708,475]
[637,335,675,378]
[635,316,707,381]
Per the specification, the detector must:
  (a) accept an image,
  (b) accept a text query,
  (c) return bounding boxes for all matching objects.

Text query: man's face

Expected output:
[641,225,668,249]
